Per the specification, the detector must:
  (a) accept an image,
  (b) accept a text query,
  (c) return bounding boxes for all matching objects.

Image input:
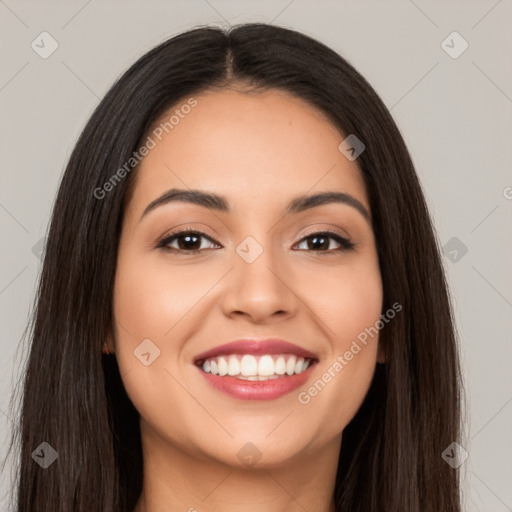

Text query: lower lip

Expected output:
[196,363,316,401]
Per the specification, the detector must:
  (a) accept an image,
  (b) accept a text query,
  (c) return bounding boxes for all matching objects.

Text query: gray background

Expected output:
[1,1,511,510]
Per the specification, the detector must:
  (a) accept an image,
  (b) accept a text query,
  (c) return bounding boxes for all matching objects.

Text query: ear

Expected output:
[376,342,386,364]
[103,328,115,354]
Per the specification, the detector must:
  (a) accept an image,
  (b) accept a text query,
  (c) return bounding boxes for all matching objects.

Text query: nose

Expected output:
[219,240,298,324]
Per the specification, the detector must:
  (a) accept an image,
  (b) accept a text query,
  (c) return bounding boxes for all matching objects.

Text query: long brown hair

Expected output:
[4,23,464,511]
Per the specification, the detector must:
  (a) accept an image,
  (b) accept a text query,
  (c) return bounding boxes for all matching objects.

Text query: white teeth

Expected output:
[275,356,286,375]
[258,355,275,376]
[286,356,297,375]
[240,355,258,376]
[199,353,313,378]
[218,356,228,376]
[227,356,240,376]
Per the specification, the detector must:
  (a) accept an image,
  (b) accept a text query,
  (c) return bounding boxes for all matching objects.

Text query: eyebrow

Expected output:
[140,188,371,224]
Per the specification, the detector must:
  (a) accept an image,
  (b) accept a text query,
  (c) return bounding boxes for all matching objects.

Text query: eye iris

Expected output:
[178,233,201,251]
[309,234,329,250]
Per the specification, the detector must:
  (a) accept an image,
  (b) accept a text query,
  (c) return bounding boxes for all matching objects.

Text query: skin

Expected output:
[107,88,384,512]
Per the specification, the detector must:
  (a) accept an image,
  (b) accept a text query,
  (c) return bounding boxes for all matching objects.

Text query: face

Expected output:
[109,88,384,469]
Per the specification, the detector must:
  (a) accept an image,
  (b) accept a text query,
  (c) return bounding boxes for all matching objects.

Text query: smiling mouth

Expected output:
[195,353,318,380]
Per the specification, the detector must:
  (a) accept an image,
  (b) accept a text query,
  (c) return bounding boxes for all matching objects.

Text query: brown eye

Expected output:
[295,231,355,253]
[157,230,219,254]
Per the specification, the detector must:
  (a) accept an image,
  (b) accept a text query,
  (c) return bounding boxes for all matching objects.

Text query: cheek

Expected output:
[112,251,210,342]
[110,251,204,437]
[293,255,382,429]
[329,274,382,352]
[297,254,383,351]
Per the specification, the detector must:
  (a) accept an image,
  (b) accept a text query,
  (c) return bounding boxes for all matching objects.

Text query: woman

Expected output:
[5,22,464,511]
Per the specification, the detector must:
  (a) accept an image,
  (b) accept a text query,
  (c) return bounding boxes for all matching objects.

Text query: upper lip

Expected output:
[193,339,319,364]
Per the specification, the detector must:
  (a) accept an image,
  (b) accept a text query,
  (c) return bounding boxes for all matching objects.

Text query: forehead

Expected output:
[126,88,369,219]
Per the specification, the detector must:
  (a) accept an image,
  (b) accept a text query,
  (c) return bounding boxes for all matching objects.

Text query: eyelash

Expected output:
[155,225,356,255]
